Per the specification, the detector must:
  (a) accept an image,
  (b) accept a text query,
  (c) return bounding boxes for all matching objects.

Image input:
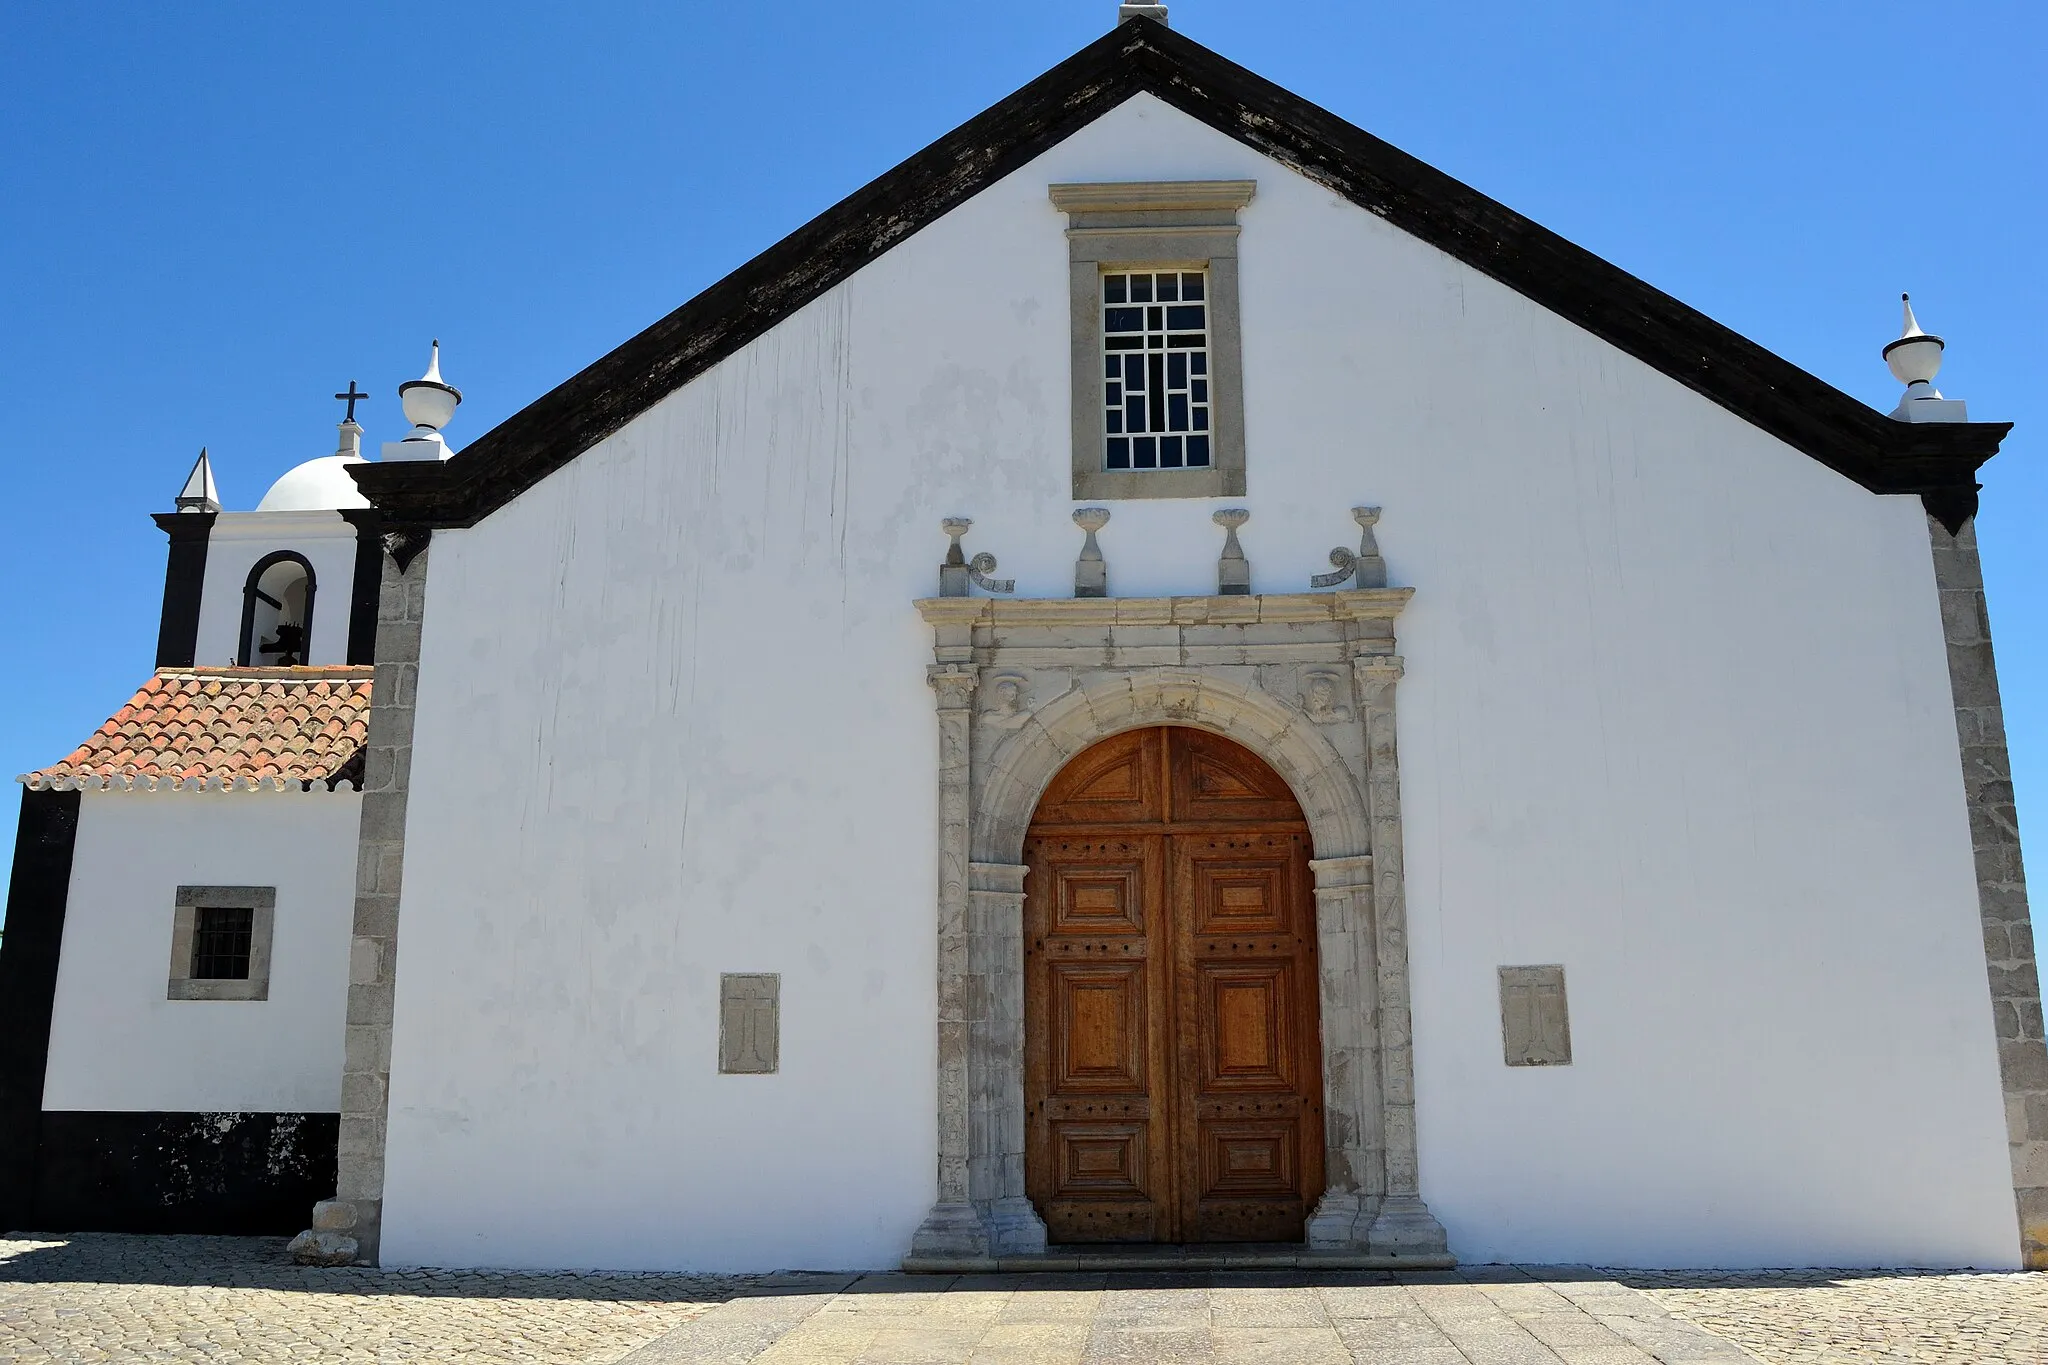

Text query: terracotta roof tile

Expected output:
[20,666,375,792]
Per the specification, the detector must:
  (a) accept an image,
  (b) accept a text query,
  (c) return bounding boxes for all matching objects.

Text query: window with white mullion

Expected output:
[1102,270,1212,472]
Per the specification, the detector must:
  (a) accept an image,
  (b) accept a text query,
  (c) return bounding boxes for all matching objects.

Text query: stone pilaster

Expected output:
[1352,653,1448,1256]
[909,659,991,1260]
[1929,516,2048,1269]
[970,861,1047,1254]
[289,535,430,1267]
[1305,852,1384,1249]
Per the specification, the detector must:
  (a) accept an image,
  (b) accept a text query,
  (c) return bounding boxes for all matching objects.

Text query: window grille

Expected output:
[1101,271,1211,472]
[190,905,255,981]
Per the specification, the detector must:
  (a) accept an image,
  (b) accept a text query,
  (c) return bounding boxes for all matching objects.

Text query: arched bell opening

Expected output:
[1021,725,1326,1243]
[237,551,318,666]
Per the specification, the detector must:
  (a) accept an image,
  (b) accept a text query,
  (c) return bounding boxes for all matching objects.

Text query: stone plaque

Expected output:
[1499,965,1572,1066]
[719,973,780,1074]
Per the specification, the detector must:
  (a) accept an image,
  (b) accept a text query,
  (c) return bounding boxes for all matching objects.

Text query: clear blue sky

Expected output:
[3,1,2043,878]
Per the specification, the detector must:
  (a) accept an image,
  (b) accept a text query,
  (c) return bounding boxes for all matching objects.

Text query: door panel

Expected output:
[1025,727,1325,1244]
[1199,965,1294,1089]
[1025,833,1170,1243]
[1170,727,1306,825]
[1173,828,1320,1241]
[1033,728,1164,826]
[1051,964,1146,1092]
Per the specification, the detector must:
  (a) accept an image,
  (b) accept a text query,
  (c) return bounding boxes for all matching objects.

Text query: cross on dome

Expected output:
[333,380,370,424]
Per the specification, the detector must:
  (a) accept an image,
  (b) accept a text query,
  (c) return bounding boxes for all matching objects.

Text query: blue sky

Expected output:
[3,1,2042,878]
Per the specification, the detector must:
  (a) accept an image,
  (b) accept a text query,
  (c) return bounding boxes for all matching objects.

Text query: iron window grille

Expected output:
[1101,270,1211,472]
[190,905,255,981]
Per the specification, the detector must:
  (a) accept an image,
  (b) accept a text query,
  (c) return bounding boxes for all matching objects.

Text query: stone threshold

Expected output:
[902,1243,1459,1274]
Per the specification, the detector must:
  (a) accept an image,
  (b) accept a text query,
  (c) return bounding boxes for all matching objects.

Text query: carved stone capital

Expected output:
[1353,653,1405,705]
[928,665,980,708]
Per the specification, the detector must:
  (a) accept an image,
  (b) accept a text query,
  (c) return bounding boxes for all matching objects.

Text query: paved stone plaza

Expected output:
[1,1236,2043,1364]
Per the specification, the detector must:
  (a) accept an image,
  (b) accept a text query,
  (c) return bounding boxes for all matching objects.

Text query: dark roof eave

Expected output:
[347,19,2011,533]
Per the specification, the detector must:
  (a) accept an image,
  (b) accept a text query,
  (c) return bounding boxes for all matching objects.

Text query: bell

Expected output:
[260,622,306,666]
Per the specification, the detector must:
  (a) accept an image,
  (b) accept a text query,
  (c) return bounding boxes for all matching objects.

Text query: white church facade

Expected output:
[3,11,2042,1273]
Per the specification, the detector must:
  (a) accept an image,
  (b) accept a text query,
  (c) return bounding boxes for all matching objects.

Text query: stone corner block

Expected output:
[310,1198,359,1232]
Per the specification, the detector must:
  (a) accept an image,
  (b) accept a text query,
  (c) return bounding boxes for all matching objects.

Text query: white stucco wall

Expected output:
[380,94,2015,1270]
[194,513,359,667]
[42,791,359,1113]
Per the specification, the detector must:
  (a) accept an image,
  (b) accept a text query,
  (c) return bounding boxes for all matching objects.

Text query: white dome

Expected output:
[256,455,371,512]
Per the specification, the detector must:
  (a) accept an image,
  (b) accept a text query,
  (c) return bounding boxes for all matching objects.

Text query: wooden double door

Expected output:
[1023,726,1325,1243]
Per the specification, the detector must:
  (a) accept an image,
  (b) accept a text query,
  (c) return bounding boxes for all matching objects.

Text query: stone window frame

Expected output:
[167,885,275,1002]
[905,589,1449,1269]
[1052,181,1254,501]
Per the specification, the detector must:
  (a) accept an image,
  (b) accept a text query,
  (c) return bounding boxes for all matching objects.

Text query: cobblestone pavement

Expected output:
[3,1235,2043,1364]
[1625,1268,2048,1365]
[0,1235,755,1364]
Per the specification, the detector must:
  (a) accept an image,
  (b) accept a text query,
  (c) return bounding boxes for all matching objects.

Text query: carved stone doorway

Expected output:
[1025,727,1325,1243]
[907,590,1450,1268]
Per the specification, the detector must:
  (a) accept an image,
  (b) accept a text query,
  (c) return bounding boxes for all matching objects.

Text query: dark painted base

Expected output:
[25,1112,337,1236]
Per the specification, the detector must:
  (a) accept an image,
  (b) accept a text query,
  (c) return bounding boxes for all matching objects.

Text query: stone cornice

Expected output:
[915,589,1414,629]
[1048,179,1258,215]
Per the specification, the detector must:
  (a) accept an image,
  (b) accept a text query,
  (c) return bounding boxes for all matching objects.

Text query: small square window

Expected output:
[168,886,274,1001]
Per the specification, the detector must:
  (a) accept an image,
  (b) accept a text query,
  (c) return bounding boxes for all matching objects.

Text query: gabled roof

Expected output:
[353,19,2009,533]
[19,667,372,793]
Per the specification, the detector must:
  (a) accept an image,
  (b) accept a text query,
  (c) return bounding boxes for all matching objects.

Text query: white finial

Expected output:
[398,339,462,440]
[1898,293,1927,341]
[1884,293,1968,422]
[175,447,221,512]
[1118,2,1169,27]
[174,447,221,513]
[1884,292,1944,390]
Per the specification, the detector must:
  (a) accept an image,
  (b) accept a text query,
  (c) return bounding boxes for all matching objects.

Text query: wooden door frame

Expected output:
[907,591,1449,1267]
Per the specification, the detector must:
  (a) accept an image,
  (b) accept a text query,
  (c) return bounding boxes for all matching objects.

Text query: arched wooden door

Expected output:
[1023,726,1325,1243]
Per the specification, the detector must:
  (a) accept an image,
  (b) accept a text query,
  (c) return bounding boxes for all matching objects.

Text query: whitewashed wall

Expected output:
[194,514,359,667]
[381,94,2016,1270]
[42,791,359,1113]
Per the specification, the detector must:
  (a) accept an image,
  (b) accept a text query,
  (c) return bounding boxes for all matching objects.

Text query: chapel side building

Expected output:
[0,432,385,1234]
[4,12,2043,1272]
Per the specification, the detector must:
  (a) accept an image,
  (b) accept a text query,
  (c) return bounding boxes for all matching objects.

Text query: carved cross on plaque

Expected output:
[719,973,780,1074]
